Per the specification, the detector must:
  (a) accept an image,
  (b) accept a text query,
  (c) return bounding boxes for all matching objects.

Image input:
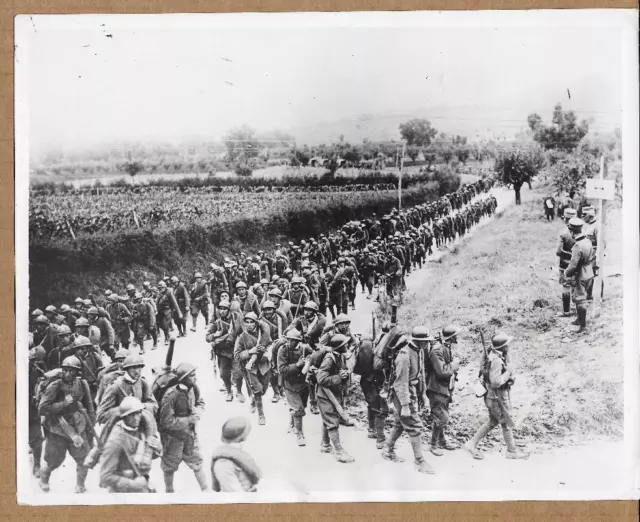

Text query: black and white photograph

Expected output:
[15,10,639,504]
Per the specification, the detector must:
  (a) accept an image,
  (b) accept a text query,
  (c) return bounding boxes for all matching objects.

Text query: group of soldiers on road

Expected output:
[27,178,514,494]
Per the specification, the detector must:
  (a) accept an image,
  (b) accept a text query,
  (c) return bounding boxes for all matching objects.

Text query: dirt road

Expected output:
[20,185,632,503]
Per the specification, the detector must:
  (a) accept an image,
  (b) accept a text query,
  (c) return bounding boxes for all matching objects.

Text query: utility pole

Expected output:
[398,141,406,210]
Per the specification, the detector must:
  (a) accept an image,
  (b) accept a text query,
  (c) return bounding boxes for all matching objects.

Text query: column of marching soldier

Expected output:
[28,180,520,494]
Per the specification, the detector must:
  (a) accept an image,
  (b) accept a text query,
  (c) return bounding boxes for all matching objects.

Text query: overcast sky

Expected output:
[20,12,627,152]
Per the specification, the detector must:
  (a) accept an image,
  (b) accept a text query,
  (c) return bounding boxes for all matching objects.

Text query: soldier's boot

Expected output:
[577,306,588,333]
[429,427,444,456]
[190,316,197,332]
[249,396,256,413]
[271,380,281,403]
[557,294,572,317]
[502,425,529,460]
[164,471,175,493]
[374,416,386,449]
[38,463,52,492]
[294,417,306,447]
[410,436,435,475]
[151,328,158,349]
[367,410,376,439]
[382,425,405,462]
[463,421,495,460]
[75,465,88,493]
[194,468,209,491]
[288,414,295,434]
[320,425,332,453]
[31,442,42,478]
[309,401,319,415]
[438,430,459,450]
[255,395,266,425]
[328,429,355,464]
[236,382,246,403]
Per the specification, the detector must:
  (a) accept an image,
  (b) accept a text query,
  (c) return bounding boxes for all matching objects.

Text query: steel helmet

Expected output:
[441,324,462,342]
[170,276,179,283]
[194,272,203,278]
[143,281,151,288]
[126,284,135,292]
[218,300,231,309]
[491,332,512,349]
[87,307,99,316]
[303,301,318,312]
[268,288,283,298]
[122,354,145,370]
[261,300,276,310]
[338,257,346,264]
[285,330,303,341]
[291,277,303,285]
[329,260,338,266]
[74,297,84,304]
[105,290,112,296]
[158,281,167,289]
[83,299,92,307]
[31,308,43,317]
[410,326,431,341]
[35,315,49,325]
[333,314,351,326]
[62,356,82,371]
[73,335,92,349]
[45,305,57,314]
[328,333,350,350]
[243,312,258,323]
[236,281,247,290]
[57,325,72,336]
[29,345,46,362]
[115,348,129,360]
[75,317,90,327]
[260,279,269,285]
[60,304,71,313]
[119,396,144,418]
[134,292,143,300]
[176,362,197,382]
[271,275,280,283]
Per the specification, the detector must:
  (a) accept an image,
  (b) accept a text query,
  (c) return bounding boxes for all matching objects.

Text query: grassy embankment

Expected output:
[374,185,623,450]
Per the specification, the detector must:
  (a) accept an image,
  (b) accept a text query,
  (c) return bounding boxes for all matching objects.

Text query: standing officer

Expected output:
[190,272,211,331]
[382,332,434,474]
[277,330,314,446]
[464,332,529,460]
[426,325,462,456]
[556,208,577,317]
[564,217,594,333]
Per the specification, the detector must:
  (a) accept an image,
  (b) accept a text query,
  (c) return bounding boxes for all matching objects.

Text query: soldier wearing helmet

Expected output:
[268,287,293,326]
[59,304,79,333]
[426,325,462,456]
[206,299,245,402]
[156,280,181,345]
[96,348,129,405]
[277,327,314,446]
[97,353,158,428]
[582,206,599,300]
[284,276,310,319]
[564,217,594,332]
[234,281,261,317]
[189,271,211,332]
[207,262,229,314]
[315,334,355,463]
[87,306,116,361]
[73,316,101,349]
[71,335,105,403]
[131,291,157,353]
[38,355,95,494]
[33,315,58,354]
[158,362,208,493]
[234,313,272,425]
[285,301,326,351]
[99,396,162,493]
[464,332,529,461]
[169,275,190,337]
[28,345,46,479]
[259,299,287,403]
[107,294,133,351]
[74,297,86,317]
[382,327,435,475]
[45,324,74,370]
[556,207,578,317]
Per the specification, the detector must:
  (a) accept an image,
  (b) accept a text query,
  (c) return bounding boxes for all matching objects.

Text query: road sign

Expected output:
[586,179,615,200]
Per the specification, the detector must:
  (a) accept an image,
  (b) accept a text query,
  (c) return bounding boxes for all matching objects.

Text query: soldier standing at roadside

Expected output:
[564,217,594,333]
[156,281,181,345]
[171,276,190,337]
[556,208,577,317]
[190,272,211,331]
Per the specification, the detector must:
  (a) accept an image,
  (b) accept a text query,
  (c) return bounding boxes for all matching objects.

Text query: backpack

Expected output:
[373,326,405,372]
[34,368,63,406]
[305,347,331,385]
[352,339,374,376]
[151,370,179,418]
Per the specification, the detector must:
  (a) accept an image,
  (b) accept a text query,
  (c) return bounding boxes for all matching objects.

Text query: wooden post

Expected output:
[592,156,607,319]
[398,141,406,210]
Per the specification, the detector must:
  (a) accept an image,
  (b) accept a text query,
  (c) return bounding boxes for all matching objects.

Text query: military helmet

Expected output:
[105,290,112,296]
[285,330,303,341]
[410,326,431,341]
[333,313,351,326]
[60,304,71,313]
[143,281,151,287]
[57,325,72,336]
[328,333,350,350]
[291,277,303,285]
[29,345,46,362]
[31,308,43,317]
[260,278,269,285]
[194,272,203,278]
[261,300,276,310]
[218,300,231,309]
[74,297,84,304]
[119,396,144,418]
[83,299,92,307]
[45,305,57,314]
[303,301,318,312]
[74,317,89,328]
[491,332,512,349]
[115,348,129,360]
[221,416,252,444]
[236,281,247,290]
[73,335,92,349]
[170,276,179,283]
[35,315,49,325]
[441,324,462,342]
[268,288,283,298]
[244,312,258,323]
[134,292,143,300]
[126,284,135,292]
[87,307,99,316]
[122,354,145,370]
[158,280,167,289]
[176,362,197,382]
[62,356,82,371]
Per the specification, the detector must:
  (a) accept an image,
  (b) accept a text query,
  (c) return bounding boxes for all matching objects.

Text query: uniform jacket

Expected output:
[133,301,156,328]
[190,281,211,303]
[426,342,454,397]
[206,312,242,358]
[287,313,326,348]
[108,302,133,331]
[234,328,271,376]
[235,290,261,317]
[95,316,115,347]
[173,283,191,309]
[392,345,422,407]
[156,288,181,314]
[316,350,346,398]
[38,377,95,439]
[556,229,575,270]
[96,366,124,405]
[97,375,158,425]
[77,351,105,389]
[565,235,594,282]
[159,383,204,441]
[211,444,262,492]
[484,350,512,402]
[277,341,313,391]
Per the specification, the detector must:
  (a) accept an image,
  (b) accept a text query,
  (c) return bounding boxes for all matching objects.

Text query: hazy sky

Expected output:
[20,12,627,152]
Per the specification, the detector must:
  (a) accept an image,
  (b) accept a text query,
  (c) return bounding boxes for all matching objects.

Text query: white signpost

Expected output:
[586,178,615,201]
[591,157,609,319]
